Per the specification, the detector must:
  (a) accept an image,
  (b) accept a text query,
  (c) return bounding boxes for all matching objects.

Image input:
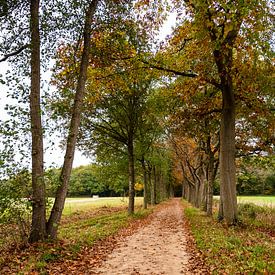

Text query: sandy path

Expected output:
[94,198,190,275]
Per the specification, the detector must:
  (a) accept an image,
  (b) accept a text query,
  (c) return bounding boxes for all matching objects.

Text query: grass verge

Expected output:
[183,200,275,274]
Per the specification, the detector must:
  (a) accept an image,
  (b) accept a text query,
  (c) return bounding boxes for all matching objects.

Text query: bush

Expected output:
[238,203,262,219]
[0,198,31,243]
[0,171,32,244]
[238,202,275,229]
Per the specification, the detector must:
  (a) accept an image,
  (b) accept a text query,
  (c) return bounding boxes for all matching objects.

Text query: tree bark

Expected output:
[141,158,148,209]
[29,0,46,243]
[214,48,238,224]
[46,0,99,239]
[147,165,152,204]
[219,83,237,224]
[185,182,190,202]
[182,182,185,199]
[127,138,135,214]
[206,136,216,216]
[151,165,157,205]
[206,152,214,216]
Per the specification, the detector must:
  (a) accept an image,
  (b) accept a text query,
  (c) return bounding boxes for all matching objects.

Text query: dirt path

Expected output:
[94,198,190,275]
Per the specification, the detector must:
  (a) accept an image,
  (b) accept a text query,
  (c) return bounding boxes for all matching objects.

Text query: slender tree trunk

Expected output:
[46,0,99,238]
[29,0,46,243]
[151,165,157,205]
[206,135,215,216]
[206,153,214,216]
[141,158,148,209]
[159,171,165,201]
[169,184,174,197]
[198,177,206,208]
[191,185,196,206]
[194,180,200,208]
[127,138,135,214]
[185,183,190,202]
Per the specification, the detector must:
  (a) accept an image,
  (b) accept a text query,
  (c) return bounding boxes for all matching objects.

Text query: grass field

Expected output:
[237,196,275,206]
[62,197,143,215]
[213,196,275,207]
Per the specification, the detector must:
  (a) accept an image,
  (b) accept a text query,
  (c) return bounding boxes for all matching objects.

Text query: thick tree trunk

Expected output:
[219,85,237,224]
[127,138,135,214]
[29,0,46,243]
[46,0,98,239]
[214,47,238,225]
[141,158,148,209]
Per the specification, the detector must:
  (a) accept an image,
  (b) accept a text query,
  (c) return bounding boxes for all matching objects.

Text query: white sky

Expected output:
[0,15,176,169]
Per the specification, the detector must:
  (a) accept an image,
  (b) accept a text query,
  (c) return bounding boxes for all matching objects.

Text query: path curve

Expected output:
[94,198,190,275]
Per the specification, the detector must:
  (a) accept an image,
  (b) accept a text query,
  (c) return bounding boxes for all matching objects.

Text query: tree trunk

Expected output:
[159,171,165,201]
[199,177,206,208]
[185,183,190,202]
[206,153,214,216]
[213,47,238,225]
[206,136,215,216]
[151,165,157,205]
[194,180,201,208]
[127,138,135,214]
[182,182,185,199]
[29,0,46,243]
[219,85,237,224]
[147,166,152,204]
[141,158,148,209]
[46,0,99,239]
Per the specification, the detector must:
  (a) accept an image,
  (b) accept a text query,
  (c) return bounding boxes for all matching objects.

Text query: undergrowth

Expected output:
[183,200,275,274]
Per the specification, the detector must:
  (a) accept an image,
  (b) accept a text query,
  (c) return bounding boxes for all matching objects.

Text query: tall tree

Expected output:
[80,76,153,214]
[51,17,154,214]
[28,0,46,242]
[183,0,272,224]
[46,0,99,238]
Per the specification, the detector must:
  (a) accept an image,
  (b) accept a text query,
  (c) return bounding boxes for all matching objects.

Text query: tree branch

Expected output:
[141,59,198,78]
[173,38,193,54]
[0,45,29,63]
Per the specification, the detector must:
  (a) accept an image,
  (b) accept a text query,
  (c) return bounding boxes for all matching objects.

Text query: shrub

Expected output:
[238,202,275,229]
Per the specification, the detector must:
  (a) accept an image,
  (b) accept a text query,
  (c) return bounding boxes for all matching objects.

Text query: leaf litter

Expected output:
[1,199,208,274]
